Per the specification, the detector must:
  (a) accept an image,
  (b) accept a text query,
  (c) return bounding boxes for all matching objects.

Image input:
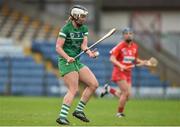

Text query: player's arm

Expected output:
[56,37,74,63]
[136,58,148,66]
[81,36,96,58]
[110,44,127,70]
[110,55,126,69]
[136,57,158,67]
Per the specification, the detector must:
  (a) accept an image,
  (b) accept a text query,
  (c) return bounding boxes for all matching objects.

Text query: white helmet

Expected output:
[70,5,88,20]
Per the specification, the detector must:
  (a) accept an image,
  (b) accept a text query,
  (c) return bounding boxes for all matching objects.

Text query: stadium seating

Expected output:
[11,56,44,95]
[0,38,60,95]
[0,36,170,96]
[0,5,58,41]
[0,55,60,95]
[0,1,175,97]
[32,40,58,67]
[31,41,170,88]
[0,56,8,93]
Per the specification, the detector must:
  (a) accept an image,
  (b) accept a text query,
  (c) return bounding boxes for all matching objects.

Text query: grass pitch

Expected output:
[0,96,180,126]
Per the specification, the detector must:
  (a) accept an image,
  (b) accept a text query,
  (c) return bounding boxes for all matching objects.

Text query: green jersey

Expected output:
[58,21,88,58]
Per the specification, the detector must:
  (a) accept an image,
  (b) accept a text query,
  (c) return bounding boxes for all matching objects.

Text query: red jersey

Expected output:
[110,41,138,84]
[110,41,138,72]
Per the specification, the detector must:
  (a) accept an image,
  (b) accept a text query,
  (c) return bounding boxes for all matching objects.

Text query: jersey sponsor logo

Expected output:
[122,48,128,55]
[123,56,135,63]
[122,48,135,56]
[70,33,75,38]
[68,32,84,39]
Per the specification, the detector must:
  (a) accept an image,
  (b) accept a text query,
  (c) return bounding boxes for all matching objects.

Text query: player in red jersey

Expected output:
[100,27,148,117]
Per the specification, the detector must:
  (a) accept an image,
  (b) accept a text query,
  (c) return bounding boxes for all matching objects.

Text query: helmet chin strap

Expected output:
[70,14,83,27]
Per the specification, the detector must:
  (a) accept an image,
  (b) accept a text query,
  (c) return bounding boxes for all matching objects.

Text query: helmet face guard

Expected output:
[70,5,88,26]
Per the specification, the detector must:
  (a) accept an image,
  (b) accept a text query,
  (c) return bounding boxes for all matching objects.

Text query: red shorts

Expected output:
[111,67,132,85]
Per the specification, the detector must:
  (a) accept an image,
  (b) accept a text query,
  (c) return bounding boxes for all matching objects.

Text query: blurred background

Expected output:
[0,0,180,98]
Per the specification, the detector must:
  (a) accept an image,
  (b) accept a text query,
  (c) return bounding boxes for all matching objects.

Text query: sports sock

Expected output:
[118,107,124,113]
[59,104,70,119]
[109,87,116,95]
[75,100,86,112]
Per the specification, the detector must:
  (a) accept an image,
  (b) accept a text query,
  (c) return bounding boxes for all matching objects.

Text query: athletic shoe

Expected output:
[72,111,90,122]
[116,112,125,118]
[100,83,109,98]
[56,117,70,125]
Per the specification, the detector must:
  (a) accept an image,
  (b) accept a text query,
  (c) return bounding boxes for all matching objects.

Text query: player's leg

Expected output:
[127,83,131,101]
[116,80,130,117]
[79,67,98,103]
[73,66,98,122]
[100,83,121,98]
[56,71,79,125]
[101,69,123,98]
[126,74,132,101]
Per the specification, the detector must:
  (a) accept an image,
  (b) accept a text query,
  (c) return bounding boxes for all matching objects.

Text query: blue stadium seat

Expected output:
[12,85,43,95]
[0,57,9,93]
[46,72,59,86]
[45,72,60,96]
[32,41,58,67]
[0,56,47,95]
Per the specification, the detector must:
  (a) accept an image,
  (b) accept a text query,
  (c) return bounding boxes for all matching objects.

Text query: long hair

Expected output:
[66,16,73,23]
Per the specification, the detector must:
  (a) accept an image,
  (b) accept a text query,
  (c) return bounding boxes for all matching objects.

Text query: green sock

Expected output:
[75,100,86,112]
[59,104,70,119]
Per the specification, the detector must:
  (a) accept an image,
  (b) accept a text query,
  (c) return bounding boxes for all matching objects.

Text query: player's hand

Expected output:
[126,65,135,69]
[136,60,148,67]
[138,57,158,67]
[142,60,149,66]
[119,64,126,71]
[137,60,152,66]
[87,50,96,58]
[120,65,135,71]
[66,56,75,63]
[125,65,135,71]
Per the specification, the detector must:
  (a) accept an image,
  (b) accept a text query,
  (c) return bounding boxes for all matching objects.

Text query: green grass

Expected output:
[0,96,180,126]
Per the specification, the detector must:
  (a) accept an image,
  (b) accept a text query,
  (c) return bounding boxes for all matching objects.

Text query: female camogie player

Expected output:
[56,5,99,125]
[100,27,148,117]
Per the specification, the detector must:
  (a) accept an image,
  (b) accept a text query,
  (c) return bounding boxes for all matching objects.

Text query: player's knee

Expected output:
[92,84,98,91]
[122,89,129,97]
[90,82,98,91]
[125,91,129,97]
